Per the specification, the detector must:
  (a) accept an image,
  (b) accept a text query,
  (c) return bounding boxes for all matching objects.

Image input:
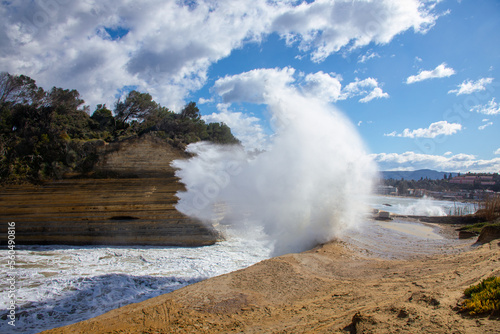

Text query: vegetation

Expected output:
[462,276,500,316]
[0,72,240,184]
[458,220,500,235]
[475,194,500,221]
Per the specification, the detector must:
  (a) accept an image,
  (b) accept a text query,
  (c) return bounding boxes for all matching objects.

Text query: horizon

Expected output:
[1,0,499,173]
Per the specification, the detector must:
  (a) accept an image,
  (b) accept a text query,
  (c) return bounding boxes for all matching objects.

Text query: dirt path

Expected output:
[42,224,500,333]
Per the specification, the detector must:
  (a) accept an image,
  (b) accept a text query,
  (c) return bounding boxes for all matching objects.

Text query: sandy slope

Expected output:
[42,223,500,334]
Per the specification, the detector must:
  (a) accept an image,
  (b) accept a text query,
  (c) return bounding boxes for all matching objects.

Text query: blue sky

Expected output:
[1,0,499,172]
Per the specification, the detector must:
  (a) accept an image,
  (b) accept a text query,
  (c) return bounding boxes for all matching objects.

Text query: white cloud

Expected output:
[216,68,389,104]
[358,121,363,127]
[359,86,389,103]
[406,63,455,84]
[339,77,389,103]
[272,0,439,62]
[358,51,379,63]
[495,148,500,155]
[448,77,494,96]
[444,151,452,156]
[0,0,441,109]
[198,97,213,104]
[478,122,493,130]
[202,108,267,151]
[470,98,500,115]
[384,121,462,138]
[302,71,342,102]
[371,151,500,173]
[213,67,296,104]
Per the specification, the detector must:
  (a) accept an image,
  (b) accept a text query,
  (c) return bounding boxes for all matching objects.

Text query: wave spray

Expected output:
[172,85,377,256]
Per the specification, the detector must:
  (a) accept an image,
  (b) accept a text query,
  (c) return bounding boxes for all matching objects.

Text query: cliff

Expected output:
[95,133,188,177]
[0,134,219,247]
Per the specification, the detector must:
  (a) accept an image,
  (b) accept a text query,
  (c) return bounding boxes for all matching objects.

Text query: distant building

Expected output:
[450,175,477,185]
[377,185,398,195]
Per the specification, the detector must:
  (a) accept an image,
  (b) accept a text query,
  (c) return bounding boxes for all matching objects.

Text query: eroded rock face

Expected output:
[95,133,188,177]
[477,224,500,244]
[0,135,220,247]
[0,178,220,246]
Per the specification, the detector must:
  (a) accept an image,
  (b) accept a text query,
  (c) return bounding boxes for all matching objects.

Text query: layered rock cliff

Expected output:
[0,134,219,246]
[95,133,188,177]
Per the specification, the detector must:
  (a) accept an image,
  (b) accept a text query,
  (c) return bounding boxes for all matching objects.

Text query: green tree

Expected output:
[115,90,159,123]
[91,104,115,131]
[180,101,201,120]
[0,72,45,106]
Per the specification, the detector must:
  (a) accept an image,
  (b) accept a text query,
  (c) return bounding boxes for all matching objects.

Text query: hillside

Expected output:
[0,72,239,184]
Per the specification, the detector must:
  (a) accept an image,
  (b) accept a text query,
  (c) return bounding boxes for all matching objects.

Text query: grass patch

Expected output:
[462,276,500,316]
[458,220,500,234]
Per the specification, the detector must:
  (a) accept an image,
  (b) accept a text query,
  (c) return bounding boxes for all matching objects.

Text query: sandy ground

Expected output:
[43,220,500,334]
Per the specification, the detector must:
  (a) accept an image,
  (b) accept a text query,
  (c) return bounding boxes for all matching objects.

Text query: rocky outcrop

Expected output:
[0,177,219,246]
[477,223,500,244]
[95,133,187,177]
[0,135,220,247]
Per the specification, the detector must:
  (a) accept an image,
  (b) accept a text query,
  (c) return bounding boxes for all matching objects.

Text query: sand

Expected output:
[42,220,500,333]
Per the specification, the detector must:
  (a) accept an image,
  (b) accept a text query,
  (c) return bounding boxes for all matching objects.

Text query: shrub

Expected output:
[462,276,500,316]
[476,194,500,221]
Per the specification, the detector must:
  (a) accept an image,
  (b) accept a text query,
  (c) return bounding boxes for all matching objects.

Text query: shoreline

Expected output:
[41,220,500,334]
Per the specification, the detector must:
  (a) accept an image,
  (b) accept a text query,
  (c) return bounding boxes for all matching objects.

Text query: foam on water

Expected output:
[0,230,271,334]
[369,195,477,216]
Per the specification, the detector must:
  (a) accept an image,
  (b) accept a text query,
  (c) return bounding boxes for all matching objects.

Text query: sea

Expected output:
[0,196,477,333]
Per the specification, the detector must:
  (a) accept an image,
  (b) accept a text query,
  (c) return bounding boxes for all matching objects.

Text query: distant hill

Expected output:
[380,169,458,181]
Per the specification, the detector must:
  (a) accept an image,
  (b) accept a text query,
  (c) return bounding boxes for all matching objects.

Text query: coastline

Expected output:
[41,221,500,334]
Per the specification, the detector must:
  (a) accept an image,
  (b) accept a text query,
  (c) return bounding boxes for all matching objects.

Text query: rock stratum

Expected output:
[42,237,500,333]
[0,134,219,246]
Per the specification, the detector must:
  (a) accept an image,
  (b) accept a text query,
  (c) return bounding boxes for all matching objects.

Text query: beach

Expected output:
[41,216,500,333]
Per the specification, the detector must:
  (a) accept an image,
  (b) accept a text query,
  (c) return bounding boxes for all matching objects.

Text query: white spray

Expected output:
[172,85,377,256]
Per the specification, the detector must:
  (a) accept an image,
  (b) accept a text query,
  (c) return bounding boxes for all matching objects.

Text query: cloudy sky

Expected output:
[1,0,499,172]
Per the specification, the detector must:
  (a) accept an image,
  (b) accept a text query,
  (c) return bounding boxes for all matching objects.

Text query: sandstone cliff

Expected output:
[95,133,188,177]
[0,134,219,246]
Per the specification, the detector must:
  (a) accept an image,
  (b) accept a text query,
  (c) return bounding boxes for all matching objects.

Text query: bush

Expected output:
[476,194,500,221]
[462,276,500,316]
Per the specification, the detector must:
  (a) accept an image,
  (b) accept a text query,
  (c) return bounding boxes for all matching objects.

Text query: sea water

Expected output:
[0,195,475,333]
[0,229,271,334]
[369,195,477,216]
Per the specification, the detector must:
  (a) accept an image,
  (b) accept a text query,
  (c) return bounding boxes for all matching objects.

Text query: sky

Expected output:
[1,0,500,173]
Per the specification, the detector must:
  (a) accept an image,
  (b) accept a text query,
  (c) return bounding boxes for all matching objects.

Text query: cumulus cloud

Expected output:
[339,77,389,102]
[0,0,441,109]
[213,67,296,104]
[371,151,500,173]
[448,77,494,95]
[215,68,389,105]
[272,0,439,62]
[470,98,500,115]
[495,148,500,155]
[384,121,462,138]
[301,71,343,102]
[406,63,455,84]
